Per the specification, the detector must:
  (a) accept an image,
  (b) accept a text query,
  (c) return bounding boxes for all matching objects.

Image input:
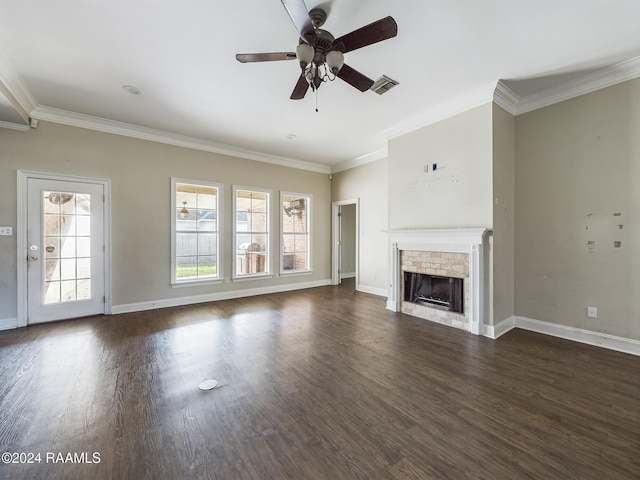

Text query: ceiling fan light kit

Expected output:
[296,42,344,90]
[236,0,397,104]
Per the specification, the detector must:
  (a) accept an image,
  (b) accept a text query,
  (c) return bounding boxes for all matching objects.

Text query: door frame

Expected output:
[331,198,359,286]
[17,170,112,327]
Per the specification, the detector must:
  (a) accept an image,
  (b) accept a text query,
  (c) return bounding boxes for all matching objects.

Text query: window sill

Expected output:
[171,278,224,288]
[232,273,274,282]
[280,270,313,277]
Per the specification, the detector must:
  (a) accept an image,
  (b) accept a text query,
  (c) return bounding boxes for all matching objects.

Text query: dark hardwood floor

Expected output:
[1,281,638,479]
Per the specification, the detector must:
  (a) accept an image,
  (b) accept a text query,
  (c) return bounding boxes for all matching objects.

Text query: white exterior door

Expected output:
[26,178,105,323]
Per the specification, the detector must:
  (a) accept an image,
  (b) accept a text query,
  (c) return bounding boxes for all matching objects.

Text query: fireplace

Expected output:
[386,228,490,335]
[404,272,464,313]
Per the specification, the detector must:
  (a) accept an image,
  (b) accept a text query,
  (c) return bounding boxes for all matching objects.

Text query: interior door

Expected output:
[26,178,105,323]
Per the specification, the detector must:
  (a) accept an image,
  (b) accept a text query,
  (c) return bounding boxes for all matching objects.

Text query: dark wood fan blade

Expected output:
[281,0,315,43]
[334,16,397,53]
[290,74,310,100]
[236,52,297,63]
[337,64,374,92]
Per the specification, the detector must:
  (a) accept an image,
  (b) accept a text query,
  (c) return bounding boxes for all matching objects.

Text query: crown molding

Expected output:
[334,57,640,172]
[1,49,329,173]
[0,48,38,116]
[383,81,497,140]
[493,81,520,115]
[507,55,640,115]
[0,120,30,131]
[331,147,387,174]
[7,49,640,175]
[31,106,331,174]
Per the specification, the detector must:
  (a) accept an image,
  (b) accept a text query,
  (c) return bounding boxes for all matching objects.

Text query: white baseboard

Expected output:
[340,272,356,280]
[357,284,388,297]
[0,318,18,331]
[487,315,640,356]
[112,279,331,315]
[484,316,516,339]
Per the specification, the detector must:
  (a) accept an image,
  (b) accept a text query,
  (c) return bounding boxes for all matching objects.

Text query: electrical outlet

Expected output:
[587,306,598,318]
[0,226,12,236]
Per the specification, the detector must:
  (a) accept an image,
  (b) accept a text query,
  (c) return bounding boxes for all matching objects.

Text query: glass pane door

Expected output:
[27,178,105,324]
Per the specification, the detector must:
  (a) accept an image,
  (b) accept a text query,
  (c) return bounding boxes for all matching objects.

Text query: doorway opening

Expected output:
[331,199,359,289]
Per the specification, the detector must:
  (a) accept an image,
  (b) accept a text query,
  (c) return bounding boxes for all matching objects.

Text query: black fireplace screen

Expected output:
[404,272,464,313]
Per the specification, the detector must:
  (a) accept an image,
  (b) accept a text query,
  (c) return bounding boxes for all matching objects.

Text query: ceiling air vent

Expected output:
[370,75,399,95]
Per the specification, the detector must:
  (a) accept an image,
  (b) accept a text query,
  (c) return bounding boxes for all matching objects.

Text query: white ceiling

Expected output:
[1,0,640,171]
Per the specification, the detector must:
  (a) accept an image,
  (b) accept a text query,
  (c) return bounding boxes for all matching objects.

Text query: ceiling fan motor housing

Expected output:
[312,30,335,64]
[309,8,327,28]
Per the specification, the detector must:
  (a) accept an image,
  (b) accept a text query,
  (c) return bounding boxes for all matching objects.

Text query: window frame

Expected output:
[280,191,312,275]
[171,177,223,287]
[232,185,273,280]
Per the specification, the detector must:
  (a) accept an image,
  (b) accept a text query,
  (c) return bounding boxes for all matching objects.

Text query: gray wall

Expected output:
[492,104,516,325]
[331,158,388,294]
[515,78,640,340]
[0,121,331,322]
[387,103,494,230]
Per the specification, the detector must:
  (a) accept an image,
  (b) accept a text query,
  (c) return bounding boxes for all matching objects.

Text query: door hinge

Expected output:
[103,296,106,303]
[337,212,342,217]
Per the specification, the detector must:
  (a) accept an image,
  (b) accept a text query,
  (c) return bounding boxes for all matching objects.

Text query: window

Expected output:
[172,179,222,284]
[233,187,271,278]
[281,192,311,273]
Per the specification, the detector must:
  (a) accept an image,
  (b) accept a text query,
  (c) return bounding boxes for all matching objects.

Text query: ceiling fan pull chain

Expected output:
[315,88,319,113]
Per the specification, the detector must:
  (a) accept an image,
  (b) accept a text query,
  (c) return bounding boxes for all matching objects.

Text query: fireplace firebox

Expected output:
[403,272,464,313]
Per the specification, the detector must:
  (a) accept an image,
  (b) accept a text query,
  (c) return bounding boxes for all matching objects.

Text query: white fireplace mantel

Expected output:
[386,228,491,335]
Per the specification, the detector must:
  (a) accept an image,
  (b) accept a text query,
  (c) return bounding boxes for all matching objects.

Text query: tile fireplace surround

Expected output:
[386,228,491,335]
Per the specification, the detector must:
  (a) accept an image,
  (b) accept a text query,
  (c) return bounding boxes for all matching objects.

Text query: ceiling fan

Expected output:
[236,0,398,100]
